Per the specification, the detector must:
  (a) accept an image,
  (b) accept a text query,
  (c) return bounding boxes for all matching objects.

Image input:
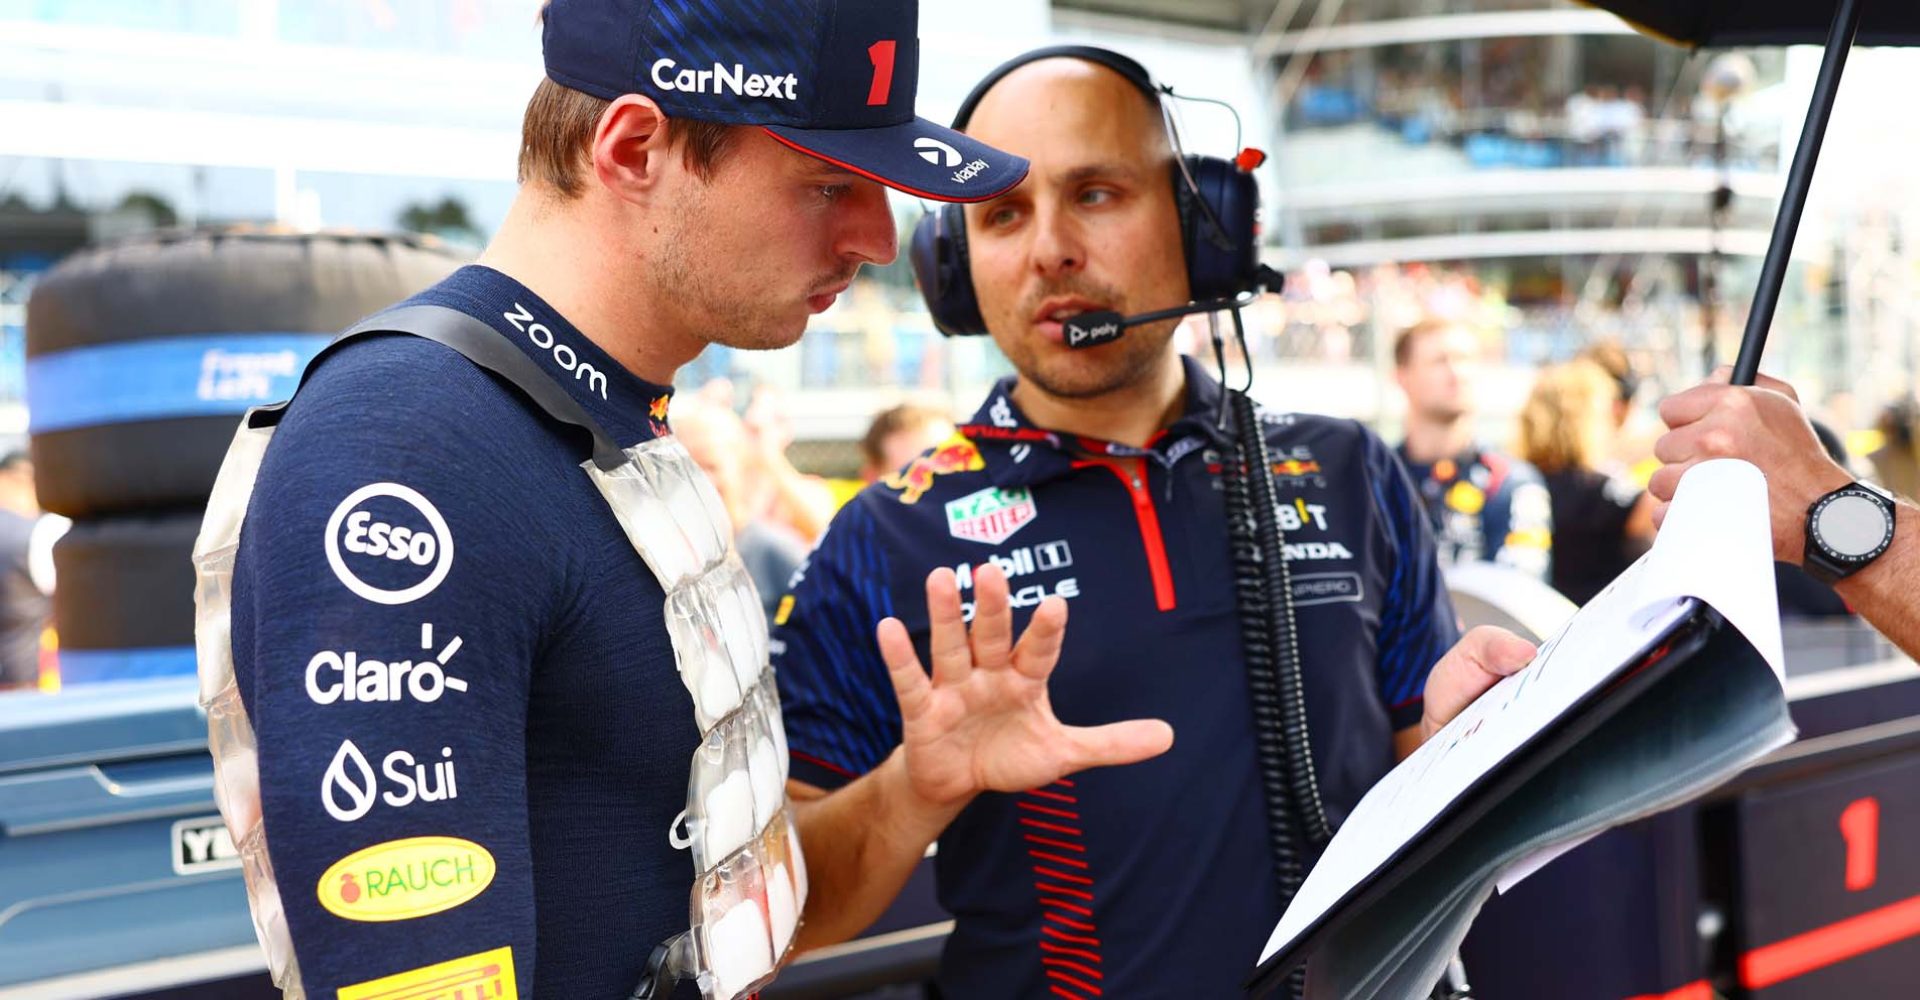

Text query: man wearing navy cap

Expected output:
[223,1,1025,997]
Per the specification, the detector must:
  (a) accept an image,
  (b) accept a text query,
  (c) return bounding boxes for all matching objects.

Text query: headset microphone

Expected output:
[1062,265,1285,350]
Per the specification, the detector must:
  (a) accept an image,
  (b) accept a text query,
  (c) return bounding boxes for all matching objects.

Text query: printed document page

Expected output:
[1260,459,1787,965]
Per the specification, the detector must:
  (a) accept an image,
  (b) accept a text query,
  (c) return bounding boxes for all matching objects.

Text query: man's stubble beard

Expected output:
[1005,317,1178,401]
[652,183,802,352]
[996,276,1176,401]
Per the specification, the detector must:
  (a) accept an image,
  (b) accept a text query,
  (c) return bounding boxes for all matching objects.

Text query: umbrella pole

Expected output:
[1729,0,1864,386]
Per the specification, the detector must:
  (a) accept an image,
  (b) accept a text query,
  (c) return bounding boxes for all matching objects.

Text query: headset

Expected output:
[909,51,1475,1000]
[908,45,1270,338]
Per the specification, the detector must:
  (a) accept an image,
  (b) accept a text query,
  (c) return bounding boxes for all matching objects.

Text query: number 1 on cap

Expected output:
[867,40,897,106]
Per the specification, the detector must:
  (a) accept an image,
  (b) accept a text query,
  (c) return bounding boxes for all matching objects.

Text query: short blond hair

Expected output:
[518,4,740,197]
[1518,360,1619,475]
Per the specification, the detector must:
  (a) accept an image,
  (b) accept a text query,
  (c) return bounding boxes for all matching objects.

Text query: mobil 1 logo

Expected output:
[172,816,240,876]
[326,483,454,606]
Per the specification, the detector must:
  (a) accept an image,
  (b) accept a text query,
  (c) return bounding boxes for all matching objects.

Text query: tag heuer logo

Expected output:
[946,487,1038,545]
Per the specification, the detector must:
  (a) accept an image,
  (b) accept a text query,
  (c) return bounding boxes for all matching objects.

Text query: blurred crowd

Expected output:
[1292,46,1773,171]
[1186,260,1516,366]
[1389,314,1920,622]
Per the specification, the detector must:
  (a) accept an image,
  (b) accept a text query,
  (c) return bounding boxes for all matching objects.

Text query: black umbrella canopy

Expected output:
[1581,0,1920,48]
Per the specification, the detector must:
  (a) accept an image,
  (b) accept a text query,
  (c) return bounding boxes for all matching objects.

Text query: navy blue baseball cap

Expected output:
[542,0,1029,203]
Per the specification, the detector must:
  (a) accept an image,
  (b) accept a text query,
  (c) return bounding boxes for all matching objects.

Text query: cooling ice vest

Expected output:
[194,303,802,1000]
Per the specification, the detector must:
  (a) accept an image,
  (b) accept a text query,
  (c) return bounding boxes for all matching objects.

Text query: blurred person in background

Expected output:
[1868,395,1920,502]
[1654,371,1920,660]
[740,382,841,543]
[674,395,810,621]
[0,452,49,691]
[1578,337,1667,486]
[1393,318,1553,582]
[858,402,955,483]
[1519,359,1657,605]
[1577,339,1639,435]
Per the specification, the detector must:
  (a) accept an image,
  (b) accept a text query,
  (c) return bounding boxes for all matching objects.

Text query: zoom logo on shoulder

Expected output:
[325,483,454,606]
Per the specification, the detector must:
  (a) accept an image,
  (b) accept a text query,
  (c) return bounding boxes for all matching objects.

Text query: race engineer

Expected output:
[769,49,1537,998]
[1393,317,1554,582]
[205,1,1029,997]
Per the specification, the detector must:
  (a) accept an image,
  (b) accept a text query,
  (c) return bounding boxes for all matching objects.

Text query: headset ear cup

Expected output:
[910,204,988,336]
[1180,155,1262,302]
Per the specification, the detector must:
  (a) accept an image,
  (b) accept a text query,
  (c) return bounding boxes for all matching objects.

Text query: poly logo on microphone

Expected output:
[1066,316,1124,349]
[915,137,961,167]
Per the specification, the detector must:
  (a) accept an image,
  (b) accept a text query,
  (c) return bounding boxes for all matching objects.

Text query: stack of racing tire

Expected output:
[24,229,465,685]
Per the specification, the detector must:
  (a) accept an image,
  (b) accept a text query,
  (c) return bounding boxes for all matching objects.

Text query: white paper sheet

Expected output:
[1495,830,1600,895]
[1259,459,1787,965]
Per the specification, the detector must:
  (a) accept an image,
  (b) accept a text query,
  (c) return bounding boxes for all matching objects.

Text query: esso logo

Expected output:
[325,483,454,605]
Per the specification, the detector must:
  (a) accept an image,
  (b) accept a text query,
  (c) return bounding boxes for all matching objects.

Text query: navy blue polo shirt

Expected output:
[771,356,1458,999]
[230,266,699,999]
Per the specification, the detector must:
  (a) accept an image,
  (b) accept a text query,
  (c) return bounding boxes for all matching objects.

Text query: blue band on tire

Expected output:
[27,334,332,433]
[57,646,199,685]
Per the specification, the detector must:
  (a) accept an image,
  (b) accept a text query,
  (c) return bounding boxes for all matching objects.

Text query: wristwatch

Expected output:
[1803,481,1897,585]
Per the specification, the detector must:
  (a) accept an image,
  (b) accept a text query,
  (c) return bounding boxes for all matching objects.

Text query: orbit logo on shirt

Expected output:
[1278,498,1331,533]
[325,483,454,606]
[322,739,460,823]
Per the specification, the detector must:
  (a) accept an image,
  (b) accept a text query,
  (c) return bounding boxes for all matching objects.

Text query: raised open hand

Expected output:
[876,562,1174,809]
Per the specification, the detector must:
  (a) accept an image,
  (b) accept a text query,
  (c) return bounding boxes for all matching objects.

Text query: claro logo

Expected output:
[503,302,609,400]
[325,483,453,606]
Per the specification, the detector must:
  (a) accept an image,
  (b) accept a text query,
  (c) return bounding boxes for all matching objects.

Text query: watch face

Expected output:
[1814,492,1893,559]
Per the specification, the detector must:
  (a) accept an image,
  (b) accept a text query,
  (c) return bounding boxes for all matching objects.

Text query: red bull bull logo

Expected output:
[647,394,672,436]
[882,433,984,504]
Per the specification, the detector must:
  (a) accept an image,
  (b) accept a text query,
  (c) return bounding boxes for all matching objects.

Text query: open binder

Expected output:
[1249,460,1796,999]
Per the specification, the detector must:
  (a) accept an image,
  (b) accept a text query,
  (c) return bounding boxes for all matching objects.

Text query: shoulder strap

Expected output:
[247,303,629,471]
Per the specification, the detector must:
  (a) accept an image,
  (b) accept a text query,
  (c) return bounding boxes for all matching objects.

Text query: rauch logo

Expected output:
[317,835,496,922]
